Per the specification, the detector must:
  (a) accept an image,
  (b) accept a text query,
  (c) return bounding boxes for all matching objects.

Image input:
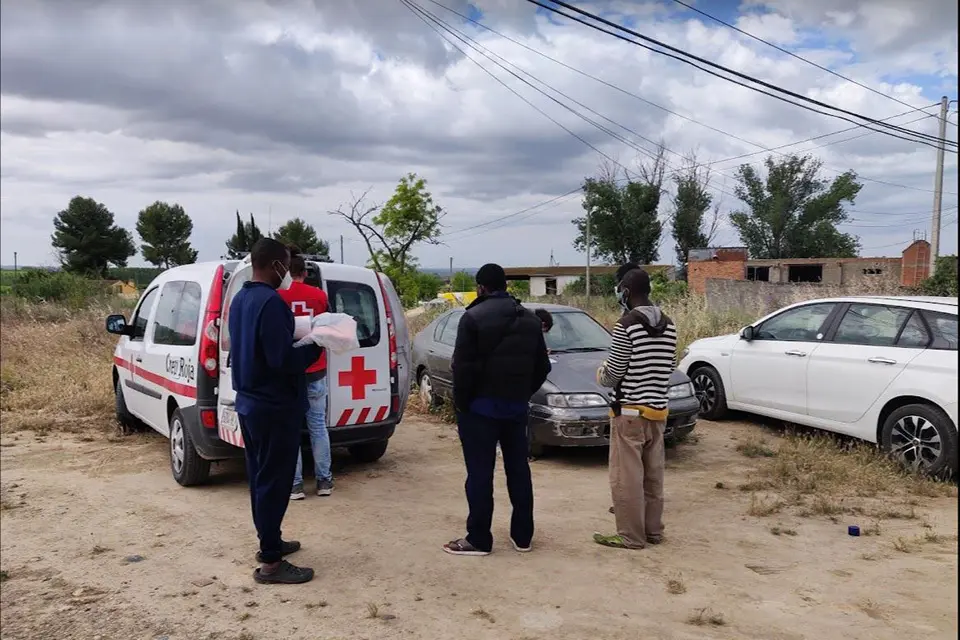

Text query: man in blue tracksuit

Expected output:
[229,238,321,584]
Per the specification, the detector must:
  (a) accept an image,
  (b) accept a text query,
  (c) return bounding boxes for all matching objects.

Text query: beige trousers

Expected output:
[609,414,665,548]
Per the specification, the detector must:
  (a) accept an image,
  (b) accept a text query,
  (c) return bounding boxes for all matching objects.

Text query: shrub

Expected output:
[919,256,958,297]
[10,270,106,306]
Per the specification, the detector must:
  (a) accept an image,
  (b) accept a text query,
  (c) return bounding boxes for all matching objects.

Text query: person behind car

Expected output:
[444,263,551,556]
[277,247,334,500]
[534,308,553,334]
[229,238,321,584]
[594,267,676,550]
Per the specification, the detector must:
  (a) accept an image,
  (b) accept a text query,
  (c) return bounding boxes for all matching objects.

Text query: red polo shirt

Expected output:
[278,281,328,374]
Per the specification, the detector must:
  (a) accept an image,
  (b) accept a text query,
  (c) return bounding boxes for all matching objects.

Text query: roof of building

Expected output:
[503,264,673,278]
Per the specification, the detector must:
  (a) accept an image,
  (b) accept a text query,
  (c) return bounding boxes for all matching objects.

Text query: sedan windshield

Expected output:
[544,311,611,352]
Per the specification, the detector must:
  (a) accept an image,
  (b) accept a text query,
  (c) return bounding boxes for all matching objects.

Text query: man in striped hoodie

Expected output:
[594,267,677,549]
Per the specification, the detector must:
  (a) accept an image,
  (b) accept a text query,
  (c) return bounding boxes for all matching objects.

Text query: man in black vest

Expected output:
[444,264,551,556]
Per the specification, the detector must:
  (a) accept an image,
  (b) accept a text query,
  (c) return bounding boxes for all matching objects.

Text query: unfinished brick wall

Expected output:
[689,260,745,294]
[900,240,931,287]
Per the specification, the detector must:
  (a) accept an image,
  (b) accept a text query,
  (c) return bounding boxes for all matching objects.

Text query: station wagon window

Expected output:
[437,312,463,346]
[755,303,835,342]
[833,304,912,347]
[152,281,203,346]
[923,311,958,350]
[327,280,380,348]
[130,287,159,341]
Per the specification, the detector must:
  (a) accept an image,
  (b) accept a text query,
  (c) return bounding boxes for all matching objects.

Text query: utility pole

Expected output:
[930,95,949,277]
[339,235,344,264]
[585,210,591,299]
[13,252,18,277]
[449,257,454,285]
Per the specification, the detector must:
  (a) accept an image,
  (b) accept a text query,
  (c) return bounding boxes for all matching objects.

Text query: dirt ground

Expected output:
[1,416,957,640]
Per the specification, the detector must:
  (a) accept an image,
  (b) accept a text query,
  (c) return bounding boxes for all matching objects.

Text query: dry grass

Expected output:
[665,574,687,595]
[735,436,777,458]
[769,525,798,536]
[686,607,726,627]
[1,300,127,434]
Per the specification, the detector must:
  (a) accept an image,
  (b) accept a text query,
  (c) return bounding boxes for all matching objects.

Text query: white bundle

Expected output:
[293,313,360,354]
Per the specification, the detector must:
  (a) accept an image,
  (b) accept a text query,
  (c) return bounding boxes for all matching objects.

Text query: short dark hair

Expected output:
[287,245,306,277]
[250,237,289,270]
[621,268,651,297]
[616,262,641,283]
[475,263,507,292]
[535,308,553,332]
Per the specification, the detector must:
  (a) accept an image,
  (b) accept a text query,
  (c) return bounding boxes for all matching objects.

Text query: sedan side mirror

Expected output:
[106,314,130,336]
[740,326,755,341]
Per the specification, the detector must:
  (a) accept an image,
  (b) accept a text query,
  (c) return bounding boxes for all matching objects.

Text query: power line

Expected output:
[424,0,954,195]
[526,0,956,149]
[858,215,958,251]
[666,0,947,124]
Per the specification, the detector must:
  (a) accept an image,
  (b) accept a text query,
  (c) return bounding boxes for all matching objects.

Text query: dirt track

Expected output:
[1,416,957,640]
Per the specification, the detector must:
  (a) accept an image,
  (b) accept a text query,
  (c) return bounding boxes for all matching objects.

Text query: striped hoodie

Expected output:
[597,306,677,420]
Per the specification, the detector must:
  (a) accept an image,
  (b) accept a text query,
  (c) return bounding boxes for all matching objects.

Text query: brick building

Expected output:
[503,264,675,297]
[687,240,932,294]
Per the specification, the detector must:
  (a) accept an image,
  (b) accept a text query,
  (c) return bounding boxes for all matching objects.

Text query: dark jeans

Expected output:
[457,411,534,552]
[239,410,301,563]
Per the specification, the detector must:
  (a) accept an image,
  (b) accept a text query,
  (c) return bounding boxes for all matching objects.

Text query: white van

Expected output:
[106,257,411,486]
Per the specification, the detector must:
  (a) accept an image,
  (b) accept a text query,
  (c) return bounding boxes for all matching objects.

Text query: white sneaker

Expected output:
[290,483,306,500]
[510,537,532,553]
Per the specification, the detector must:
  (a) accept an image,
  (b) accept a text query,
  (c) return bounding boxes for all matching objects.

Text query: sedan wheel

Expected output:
[690,366,727,420]
[881,403,958,477]
[419,372,437,407]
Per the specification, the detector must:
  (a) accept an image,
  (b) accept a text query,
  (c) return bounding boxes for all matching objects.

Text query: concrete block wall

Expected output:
[688,260,746,294]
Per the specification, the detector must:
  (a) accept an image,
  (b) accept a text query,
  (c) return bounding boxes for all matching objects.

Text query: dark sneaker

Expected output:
[316,479,334,497]
[290,483,306,501]
[256,539,301,563]
[253,560,314,585]
[443,538,491,556]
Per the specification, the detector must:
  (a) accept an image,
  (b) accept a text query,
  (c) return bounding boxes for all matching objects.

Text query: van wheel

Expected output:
[689,365,728,420]
[115,378,137,432]
[170,409,211,486]
[349,440,389,464]
[880,403,958,477]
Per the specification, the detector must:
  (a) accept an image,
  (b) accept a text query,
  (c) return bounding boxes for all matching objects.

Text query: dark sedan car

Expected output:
[411,303,699,456]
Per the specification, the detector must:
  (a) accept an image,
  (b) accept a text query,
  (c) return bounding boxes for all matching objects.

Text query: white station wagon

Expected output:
[679,296,958,476]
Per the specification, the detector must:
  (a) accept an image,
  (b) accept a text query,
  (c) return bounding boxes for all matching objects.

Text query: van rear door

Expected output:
[322,265,392,429]
[216,263,253,448]
[378,273,411,419]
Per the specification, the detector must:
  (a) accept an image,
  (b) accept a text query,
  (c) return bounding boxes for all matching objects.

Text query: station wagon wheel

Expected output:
[881,403,958,477]
[689,366,727,421]
[169,408,211,487]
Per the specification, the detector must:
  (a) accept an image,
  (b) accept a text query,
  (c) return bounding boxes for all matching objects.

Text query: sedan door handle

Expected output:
[134,356,144,363]
[867,357,897,365]
[784,349,807,357]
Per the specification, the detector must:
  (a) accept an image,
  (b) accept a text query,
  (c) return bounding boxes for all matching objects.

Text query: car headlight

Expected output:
[545,393,609,408]
[681,347,690,360]
[667,382,695,399]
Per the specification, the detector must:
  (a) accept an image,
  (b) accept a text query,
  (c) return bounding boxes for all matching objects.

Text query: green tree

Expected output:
[331,173,444,296]
[135,201,198,268]
[920,256,958,296]
[730,155,861,259]
[414,271,444,300]
[450,270,475,292]
[51,196,136,277]
[224,211,263,258]
[671,157,719,271]
[573,157,665,265]
[272,217,331,260]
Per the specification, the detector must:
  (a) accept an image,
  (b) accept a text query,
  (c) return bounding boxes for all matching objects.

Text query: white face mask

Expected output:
[274,262,293,290]
[616,286,630,312]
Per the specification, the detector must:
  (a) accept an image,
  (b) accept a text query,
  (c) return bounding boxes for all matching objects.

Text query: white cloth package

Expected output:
[293,315,313,340]
[293,313,360,354]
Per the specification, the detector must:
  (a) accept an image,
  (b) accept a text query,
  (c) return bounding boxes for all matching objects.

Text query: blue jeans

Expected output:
[293,377,332,485]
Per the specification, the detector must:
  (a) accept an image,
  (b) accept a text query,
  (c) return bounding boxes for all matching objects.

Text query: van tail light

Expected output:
[377,274,400,417]
[200,409,217,429]
[199,264,225,379]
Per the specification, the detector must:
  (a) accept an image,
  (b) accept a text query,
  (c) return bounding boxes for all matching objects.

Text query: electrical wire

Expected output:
[526,0,956,149]
[424,0,955,195]
[666,0,951,125]
[858,215,958,251]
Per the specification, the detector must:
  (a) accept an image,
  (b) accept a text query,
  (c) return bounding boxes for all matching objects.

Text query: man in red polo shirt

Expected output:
[278,248,334,499]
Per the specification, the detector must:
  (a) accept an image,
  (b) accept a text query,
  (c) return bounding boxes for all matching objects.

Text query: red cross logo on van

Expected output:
[339,356,377,400]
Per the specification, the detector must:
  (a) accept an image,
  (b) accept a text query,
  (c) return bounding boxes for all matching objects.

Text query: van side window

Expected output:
[153,281,203,346]
[220,266,253,351]
[327,280,380,348]
[130,287,159,341]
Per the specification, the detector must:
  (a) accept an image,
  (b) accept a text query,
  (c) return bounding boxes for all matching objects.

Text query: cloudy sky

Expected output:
[1,0,957,270]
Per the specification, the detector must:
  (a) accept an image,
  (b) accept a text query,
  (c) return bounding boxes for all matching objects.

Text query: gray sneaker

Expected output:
[316,479,334,497]
[290,483,306,501]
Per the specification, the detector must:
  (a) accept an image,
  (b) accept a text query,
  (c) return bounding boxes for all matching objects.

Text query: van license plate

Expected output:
[220,408,239,432]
